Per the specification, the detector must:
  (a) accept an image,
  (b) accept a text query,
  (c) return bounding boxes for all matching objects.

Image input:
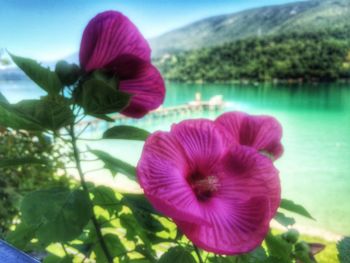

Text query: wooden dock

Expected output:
[78,95,224,131]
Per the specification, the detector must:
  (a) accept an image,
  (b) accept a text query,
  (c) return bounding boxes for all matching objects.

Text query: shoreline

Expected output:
[271,221,343,242]
[72,166,345,243]
[163,79,350,85]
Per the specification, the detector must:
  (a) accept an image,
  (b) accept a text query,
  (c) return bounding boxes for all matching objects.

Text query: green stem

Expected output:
[69,124,113,263]
[193,245,204,263]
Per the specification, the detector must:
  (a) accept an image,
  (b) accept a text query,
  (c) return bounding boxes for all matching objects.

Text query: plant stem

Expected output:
[193,245,204,263]
[69,124,113,263]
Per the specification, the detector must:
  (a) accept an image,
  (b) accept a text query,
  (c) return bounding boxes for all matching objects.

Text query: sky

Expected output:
[0,0,300,61]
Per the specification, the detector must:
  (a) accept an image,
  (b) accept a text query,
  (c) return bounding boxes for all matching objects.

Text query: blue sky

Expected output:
[0,0,300,61]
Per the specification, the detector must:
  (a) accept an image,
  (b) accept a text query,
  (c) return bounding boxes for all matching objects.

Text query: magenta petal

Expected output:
[216,111,283,160]
[174,145,280,255]
[137,131,207,224]
[171,119,226,170]
[220,145,281,218]
[119,63,165,118]
[175,196,271,254]
[80,11,151,72]
[137,119,281,255]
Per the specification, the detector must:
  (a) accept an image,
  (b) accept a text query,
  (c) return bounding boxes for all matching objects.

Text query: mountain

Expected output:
[149,0,350,57]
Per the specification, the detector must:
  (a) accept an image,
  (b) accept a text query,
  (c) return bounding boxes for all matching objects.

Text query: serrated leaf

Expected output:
[213,247,268,263]
[274,212,296,227]
[280,199,314,220]
[0,157,46,168]
[90,149,136,180]
[265,232,293,263]
[103,125,150,141]
[91,185,122,216]
[78,78,131,115]
[43,254,73,263]
[5,223,37,250]
[122,193,159,215]
[0,100,43,131]
[158,247,196,263]
[338,237,350,263]
[93,233,126,263]
[20,187,92,244]
[90,113,115,122]
[9,53,62,94]
[13,96,73,131]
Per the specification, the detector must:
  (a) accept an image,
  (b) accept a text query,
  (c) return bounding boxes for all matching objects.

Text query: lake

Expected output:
[1,80,350,236]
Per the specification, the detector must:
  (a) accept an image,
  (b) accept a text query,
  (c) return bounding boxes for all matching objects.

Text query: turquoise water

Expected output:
[1,80,350,236]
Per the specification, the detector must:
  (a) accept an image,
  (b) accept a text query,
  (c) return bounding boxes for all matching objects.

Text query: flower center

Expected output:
[187,172,220,202]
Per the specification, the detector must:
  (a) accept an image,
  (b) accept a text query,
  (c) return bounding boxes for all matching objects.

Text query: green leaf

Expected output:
[91,185,122,216]
[294,242,313,263]
[90,113,115,122]
[280,199,314,220]
[5,223,37,250]
[212,247,268,263]
[134,245,157,262]
[13,96,74,131]
[20,187,92,244]
[274,212,296,227]
[158,247,196,263]
[337,237,350,263]
[122,193,159,215]
[103,125,150,141]
[134,210,166,234]
[77,78,131,115]
[119,214,155,249]
[44,254,73,263]
[265,232,293,263]
[0,100,43,130]
[9,53,62,94]
[90,149,136,180]
[0,157,46,168]
[91,70,119,88]
[93,233,126,263]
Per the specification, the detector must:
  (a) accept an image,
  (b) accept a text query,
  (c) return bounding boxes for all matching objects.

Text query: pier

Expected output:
[78,94,224,132]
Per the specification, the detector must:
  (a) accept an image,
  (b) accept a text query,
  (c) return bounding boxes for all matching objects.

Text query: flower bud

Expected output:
[55,60,80,86]
[282,229,299,244]
[295,241,310,253]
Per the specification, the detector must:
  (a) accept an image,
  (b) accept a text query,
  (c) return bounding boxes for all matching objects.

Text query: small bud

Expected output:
[55,60,80,86]
[294,241,313,263]
[282,229,300,244]
[295,241,310,253]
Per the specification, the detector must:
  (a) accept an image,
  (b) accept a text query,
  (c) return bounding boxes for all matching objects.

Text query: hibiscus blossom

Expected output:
[79,11,165,118]
[215,111,283,160]
[137,117,281,254]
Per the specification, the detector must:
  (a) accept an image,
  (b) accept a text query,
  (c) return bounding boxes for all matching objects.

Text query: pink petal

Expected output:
[137,131,208,224]
[220,145,281,218]
[216,111,283,160]
[80,11,151,72]
[171,119,226,170]
[175,196,271,254]
[119,63,165,118]
[175,145,280,254]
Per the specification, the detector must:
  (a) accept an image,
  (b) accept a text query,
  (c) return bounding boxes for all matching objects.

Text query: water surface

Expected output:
[1,80,349,236]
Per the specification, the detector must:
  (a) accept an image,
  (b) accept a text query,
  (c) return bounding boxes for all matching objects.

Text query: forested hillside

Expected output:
[154,26,350,82]
[150,0,350,57]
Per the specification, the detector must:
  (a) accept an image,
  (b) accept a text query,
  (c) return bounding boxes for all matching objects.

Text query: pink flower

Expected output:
[79,11,165,118]
[215,111,283,160]
[137,118,281,254]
